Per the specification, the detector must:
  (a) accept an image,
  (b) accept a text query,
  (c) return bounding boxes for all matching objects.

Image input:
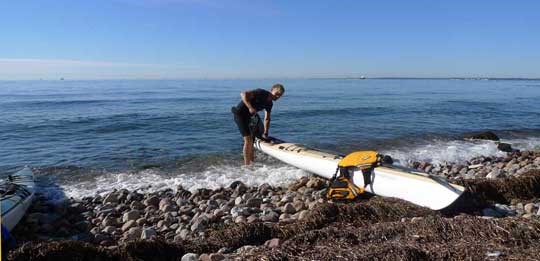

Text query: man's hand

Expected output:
[249,107,256,115]
[262,132,269,139]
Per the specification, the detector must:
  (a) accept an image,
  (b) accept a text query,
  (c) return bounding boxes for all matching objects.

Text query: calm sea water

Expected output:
[2,79,540,199]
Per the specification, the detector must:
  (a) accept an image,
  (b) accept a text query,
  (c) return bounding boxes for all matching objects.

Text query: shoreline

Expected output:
[6,149,540,260]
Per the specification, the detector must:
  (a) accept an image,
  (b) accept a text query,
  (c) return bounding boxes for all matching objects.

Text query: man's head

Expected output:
[270,83,285,101]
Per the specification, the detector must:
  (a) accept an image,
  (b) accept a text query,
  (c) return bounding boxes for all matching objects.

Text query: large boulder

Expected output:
[464,131,500,141]
[497,143,513,152]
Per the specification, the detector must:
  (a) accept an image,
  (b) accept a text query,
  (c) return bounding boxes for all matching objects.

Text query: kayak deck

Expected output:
[255,138,464,210]
[1,167,35,231]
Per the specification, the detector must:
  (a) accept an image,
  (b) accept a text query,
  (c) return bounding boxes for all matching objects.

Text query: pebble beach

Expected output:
[6,134,540,260]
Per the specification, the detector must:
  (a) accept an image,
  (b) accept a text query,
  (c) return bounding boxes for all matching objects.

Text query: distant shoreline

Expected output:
[311,77,540,81]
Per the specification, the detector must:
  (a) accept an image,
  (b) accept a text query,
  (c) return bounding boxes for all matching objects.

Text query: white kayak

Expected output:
[1,167,35,231]
[255,138,464,210]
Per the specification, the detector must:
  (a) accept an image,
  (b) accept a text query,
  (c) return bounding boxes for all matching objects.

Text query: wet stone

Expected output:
[206,200,219,211]
[90,227,101,235]
[122,210,140,223]
[178,228,191,240]
[94,233,111,244]
[170,223,179,231]
[524,203,535,214]
[124,227,142,241]
[247,214,259,223]
[246,198,263,208]
[283,203,296,214]
[141,227,157,240]
[122,220,137,232]
[130,201,145,210]
[181,253,199,261]
[234,197,243,206]
[161,204,176,212]
[103,226,116,234]
[522,213,534,219]
[487,169,501,179]
[191,220,205,232]
[208,253,225,261]
[103,193,119,204]
[144,196,160,207]
[293,201,306,211]
[306,177,327,189]
[258,183,272,194]
[264,238,282,248]
[213,209,225,217]
[279,213,291,221]
[102,216,117,227]
[179,205,193,214]
[289,176,309,191]
[261,211,279,222]
[298,210,310,220]
[235,216,247,224]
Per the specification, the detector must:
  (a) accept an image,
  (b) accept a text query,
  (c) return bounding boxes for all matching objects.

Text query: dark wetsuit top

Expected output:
[234,89,273,116]
[232,89,273,136]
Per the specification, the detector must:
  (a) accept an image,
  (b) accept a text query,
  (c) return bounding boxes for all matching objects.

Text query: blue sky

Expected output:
[1,0,539,79]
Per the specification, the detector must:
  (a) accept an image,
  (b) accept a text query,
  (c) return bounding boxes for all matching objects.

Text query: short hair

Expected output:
[271,83,285,94]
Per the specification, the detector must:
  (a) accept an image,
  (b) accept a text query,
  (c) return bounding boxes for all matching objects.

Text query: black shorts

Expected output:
[232,107,251,137]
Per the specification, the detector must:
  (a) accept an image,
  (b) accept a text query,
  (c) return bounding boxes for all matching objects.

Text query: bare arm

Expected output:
[263,110,271,137]
[240,90,257,115]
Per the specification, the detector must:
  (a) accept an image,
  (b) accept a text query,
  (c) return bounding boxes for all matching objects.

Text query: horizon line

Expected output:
[1,76,539,81]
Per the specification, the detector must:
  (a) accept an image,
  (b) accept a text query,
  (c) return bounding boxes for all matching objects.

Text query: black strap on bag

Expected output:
[248,113,265,140]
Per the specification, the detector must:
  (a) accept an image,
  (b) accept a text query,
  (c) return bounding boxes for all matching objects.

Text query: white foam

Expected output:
[43,137,540,201]
[381,139,507,166]
[504,137,540,151]
[57,162,307,199]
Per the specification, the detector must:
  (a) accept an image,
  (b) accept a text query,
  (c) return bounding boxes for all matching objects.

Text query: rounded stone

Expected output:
[101,216,117,227]
[122,210,141,223]
[103,193,119,204]
[524,203,535,214]
[178,229,191,240]
[130,201,145,210]
[298,210,310,220]
[144,196,160,207]
[246,198,263,208]
[234,216,247,224]
[279,213,291,221]
[122,220,137,232]
[102,226,116,234]
[181,253,199,261]
[246,214,259,223]
[124,227,142,241]
[136,217,147,226]
[283,203,296,214]
[141,227,157,240]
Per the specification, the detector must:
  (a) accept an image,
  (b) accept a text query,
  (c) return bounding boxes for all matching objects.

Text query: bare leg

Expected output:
[243,136,254,165]
[248,135,255,163]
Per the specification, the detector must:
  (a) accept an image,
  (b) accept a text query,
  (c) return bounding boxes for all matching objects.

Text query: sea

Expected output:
[2,79,540,202]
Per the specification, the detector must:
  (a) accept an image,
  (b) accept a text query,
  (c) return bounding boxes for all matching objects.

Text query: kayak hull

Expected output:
[1,167,35,231]
[255,138,464,210]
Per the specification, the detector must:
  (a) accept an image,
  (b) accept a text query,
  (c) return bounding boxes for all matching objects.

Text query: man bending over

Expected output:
[231,84,285,165]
